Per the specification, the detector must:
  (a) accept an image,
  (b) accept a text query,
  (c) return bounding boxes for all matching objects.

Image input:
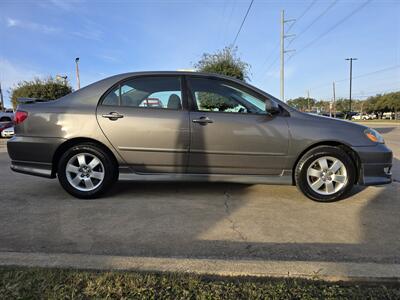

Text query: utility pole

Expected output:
[280,10,295,102]
[306,90,310,112]
[75,57,81,90]
[0,81,4,111]
[332,81,336,118]
[345,58,357,112]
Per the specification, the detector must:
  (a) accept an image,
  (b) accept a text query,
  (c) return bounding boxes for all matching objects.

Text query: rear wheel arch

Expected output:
[52,138,119,177]
[292,141,361,185]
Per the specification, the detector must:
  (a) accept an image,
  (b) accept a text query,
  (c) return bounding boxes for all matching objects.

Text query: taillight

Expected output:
[14,111,28,124]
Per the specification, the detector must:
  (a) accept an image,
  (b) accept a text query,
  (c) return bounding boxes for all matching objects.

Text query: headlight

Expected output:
[364,128,384,143]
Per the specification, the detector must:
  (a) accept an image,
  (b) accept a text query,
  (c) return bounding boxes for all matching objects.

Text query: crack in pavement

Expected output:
[223,191,259,256]
[223,191,247,242]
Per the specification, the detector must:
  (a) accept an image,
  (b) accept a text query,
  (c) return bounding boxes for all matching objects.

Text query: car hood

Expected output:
[301,112,369,130]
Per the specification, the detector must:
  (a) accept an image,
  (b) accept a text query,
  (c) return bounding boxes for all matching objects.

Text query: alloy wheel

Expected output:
[306,156,348,195]
[65,153,105,192]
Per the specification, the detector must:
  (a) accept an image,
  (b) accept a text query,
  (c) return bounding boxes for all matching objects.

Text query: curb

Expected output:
[0,251,399,283]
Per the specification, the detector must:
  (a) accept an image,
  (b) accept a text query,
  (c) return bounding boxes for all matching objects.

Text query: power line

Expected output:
[263,55,280,75]
[258,43,279,76]
[290,0,372,59]
[311,65,400,90]
[217,0,229,44]
[286,0,317,33]
[287,0,338,47]
[232,0,255,46]
[352,87,400,96]
[222,0,237,45]
[260,1,316,77]
[338,65,400,83]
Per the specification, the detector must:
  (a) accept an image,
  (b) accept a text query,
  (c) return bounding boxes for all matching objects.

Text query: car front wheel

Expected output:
[295,146,356,202]
[57,143,117,199]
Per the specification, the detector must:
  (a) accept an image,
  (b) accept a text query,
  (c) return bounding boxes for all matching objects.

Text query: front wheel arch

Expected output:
[52,138,119,177]
[292,141,361,185]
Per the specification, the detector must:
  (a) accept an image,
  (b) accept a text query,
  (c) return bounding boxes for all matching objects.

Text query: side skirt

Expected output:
[118,167,293,185]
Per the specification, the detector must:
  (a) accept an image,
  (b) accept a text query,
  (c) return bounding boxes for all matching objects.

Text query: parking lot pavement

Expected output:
[0,126,399,269]
[0,139,7,152]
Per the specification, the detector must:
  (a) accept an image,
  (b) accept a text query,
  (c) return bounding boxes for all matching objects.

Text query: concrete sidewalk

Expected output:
[1,251,399,283]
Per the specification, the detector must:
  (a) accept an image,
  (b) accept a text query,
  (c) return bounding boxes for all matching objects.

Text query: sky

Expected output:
[0,0,399,108]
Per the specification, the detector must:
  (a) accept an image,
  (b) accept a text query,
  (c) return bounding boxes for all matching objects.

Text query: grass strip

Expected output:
[0,267,399,299]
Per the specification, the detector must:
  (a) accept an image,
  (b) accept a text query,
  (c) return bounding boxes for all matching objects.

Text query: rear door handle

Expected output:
[192,117,213,124]
[102,112,124,121]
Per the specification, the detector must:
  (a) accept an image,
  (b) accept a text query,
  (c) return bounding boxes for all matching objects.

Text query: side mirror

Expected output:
[265,99,280,114]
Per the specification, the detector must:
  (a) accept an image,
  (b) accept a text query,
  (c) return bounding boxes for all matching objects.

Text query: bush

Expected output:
[10,77,72,109]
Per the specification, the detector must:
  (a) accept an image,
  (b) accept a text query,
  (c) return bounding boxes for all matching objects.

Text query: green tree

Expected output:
[286,97,316,111]
[363,92,400,117]
[334,98,351,112]
[194,46,250,81]
[363,97,379,114]
[10,77,72,109]
[375,92,400,112]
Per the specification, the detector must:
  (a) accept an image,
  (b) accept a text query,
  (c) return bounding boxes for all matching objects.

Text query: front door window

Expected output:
[187,77,266,114]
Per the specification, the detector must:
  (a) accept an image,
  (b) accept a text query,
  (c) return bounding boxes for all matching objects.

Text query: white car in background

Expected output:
[1,126,14,138]
[352,114,363,120]
[383,112,395,120]
[352,114,376,120]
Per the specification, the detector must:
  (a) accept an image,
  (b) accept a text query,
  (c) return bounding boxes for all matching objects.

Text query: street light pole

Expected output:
[332,81,336,118]
[0,81,4,111]
[345,58,357,112]
[75,57,80,90]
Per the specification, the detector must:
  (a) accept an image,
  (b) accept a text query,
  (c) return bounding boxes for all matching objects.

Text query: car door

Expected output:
[97,76,190,173]
[186,76,289,175]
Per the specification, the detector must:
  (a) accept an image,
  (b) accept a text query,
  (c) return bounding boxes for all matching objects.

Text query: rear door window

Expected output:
[102,76,183,110]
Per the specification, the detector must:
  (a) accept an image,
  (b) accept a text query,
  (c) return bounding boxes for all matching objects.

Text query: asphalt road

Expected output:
[0,125,399,266]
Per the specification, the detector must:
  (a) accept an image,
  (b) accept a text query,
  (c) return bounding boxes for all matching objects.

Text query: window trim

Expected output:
[98,75,188,111]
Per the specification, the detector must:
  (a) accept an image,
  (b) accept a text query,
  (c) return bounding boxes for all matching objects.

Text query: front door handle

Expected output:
[102,112,124,121]
[192,117,213,124]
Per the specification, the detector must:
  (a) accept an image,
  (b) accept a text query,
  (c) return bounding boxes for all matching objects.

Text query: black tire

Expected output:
[57,143,118,199]
[295,146,356,202]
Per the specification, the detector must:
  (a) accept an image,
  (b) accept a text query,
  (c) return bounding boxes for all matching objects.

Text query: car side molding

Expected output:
[118,168,293,185]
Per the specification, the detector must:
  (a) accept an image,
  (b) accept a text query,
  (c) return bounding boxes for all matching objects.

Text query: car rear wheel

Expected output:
[57,143,117,199]
[295,146,356,202]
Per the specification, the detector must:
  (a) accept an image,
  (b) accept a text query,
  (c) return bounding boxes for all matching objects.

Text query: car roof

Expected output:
[103,71,247,84]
